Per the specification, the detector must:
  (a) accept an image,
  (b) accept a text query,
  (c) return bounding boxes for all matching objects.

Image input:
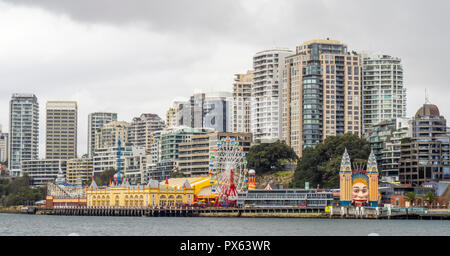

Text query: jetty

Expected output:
[35,206,325,218]
[11,206,449,220]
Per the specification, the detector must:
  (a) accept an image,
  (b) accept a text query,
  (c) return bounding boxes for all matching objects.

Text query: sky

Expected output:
[0,0,449,158]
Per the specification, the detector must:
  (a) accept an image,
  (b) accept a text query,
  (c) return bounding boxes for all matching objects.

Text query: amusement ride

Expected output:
[209,136,248,207]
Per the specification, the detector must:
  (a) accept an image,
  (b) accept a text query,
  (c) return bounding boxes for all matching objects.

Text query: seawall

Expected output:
[198,212,326,218]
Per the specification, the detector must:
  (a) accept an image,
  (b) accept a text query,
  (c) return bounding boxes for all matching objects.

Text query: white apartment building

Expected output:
[0,128,8,163]
[124,153,147,185]
[92,143,145,176]
[251,48,293,142]
[176,92,233,133]
[87,112,117,158]
[21,159,67,186]
[145,130,162,183]
[381,117,412,181]
[362,53,406,135]
[9,93,39,176]
[166,101,184,128]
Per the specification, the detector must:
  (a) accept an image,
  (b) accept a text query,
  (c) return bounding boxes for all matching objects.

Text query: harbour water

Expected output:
[1,213,449,236]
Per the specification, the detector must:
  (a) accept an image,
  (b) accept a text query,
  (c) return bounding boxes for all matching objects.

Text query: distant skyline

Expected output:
[1,0,449,158]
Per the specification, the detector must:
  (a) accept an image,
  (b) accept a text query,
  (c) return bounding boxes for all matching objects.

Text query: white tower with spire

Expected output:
[55,167,65,185]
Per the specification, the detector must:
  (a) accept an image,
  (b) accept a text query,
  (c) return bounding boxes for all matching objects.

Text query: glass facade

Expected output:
[9,94,39,175]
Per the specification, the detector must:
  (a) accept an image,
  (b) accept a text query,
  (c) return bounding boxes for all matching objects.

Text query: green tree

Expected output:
[170,171,185,178]
[8,174,31,195]
[95,167,116,186]
[405,192,416,207]
[246,140,298,174]
[424,191,437,208]
[291,133,371,189]
[2,175,46,207]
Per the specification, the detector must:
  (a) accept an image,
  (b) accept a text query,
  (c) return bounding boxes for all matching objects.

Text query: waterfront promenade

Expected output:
[7,206,450,220]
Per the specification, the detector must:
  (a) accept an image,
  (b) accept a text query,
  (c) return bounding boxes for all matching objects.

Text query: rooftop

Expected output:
[415,103,441,118]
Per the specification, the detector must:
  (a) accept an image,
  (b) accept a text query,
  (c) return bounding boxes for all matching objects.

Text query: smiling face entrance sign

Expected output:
[339,149,379,207]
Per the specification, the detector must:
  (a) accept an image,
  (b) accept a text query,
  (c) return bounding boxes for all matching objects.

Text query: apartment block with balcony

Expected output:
[178,132,253,177]
[176,92,233,132]
[361,53,406,135]
[128,113,165,153]
[92,143,145,175]
[66,158,93,185]
[0,128,8,163]
[9,93,39,176]
[22,159,67,186]
[364,117,412,180]
[87,112,117,158]
[45,101,78,160]
[124,152,147,185]
[281,39,361,157]
[399,103,450,186]
[151,126,212,181]
[232,70,253,133]
[252,48,293,143]
[94,121,130,151]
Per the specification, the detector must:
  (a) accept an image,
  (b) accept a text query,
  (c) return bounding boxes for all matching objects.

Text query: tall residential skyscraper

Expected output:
[8,93,39,176]
[46,101,78,160]
[176,92,233,132]
[87,112,117,158]
[251,48,293,142]
[281,39,362,157]
[232,70,253,133]
[128,113,165,153]
[0,126,8,163]
[361,53,406,135]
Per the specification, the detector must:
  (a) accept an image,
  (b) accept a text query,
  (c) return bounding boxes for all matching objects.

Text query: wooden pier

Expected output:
[327,206,450,220]
[34,206,326,218]
[25,206,450,220]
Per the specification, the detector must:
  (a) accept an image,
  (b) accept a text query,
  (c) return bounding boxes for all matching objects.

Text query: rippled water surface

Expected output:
[1,213,449,236]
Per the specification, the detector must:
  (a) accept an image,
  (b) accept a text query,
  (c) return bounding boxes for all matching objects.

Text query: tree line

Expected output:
[0,175,46,207]
[246,134,372,189]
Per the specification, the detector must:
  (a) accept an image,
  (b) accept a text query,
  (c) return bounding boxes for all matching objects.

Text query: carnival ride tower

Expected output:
[248,169,256,190]
[366,150,379,207]
[339,148,352,206]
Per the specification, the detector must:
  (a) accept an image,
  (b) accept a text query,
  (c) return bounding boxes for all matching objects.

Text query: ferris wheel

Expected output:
[209,136,248,206]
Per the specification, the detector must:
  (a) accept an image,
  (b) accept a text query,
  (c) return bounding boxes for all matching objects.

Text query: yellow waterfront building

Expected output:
[46,173,237,208]
[86,178,195,207]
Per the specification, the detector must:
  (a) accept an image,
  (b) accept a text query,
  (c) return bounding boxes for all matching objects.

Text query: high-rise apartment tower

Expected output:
[252,48,293,142]
[232,70,253,133]
[46,101,78,160]
[87,112,117,158]
[128,113,165,153]
[8,93,39,176]
[281,39,362,157]
[361,53,406,134]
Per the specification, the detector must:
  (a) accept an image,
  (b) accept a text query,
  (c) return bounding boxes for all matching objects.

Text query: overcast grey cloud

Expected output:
[1,0,449,157]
